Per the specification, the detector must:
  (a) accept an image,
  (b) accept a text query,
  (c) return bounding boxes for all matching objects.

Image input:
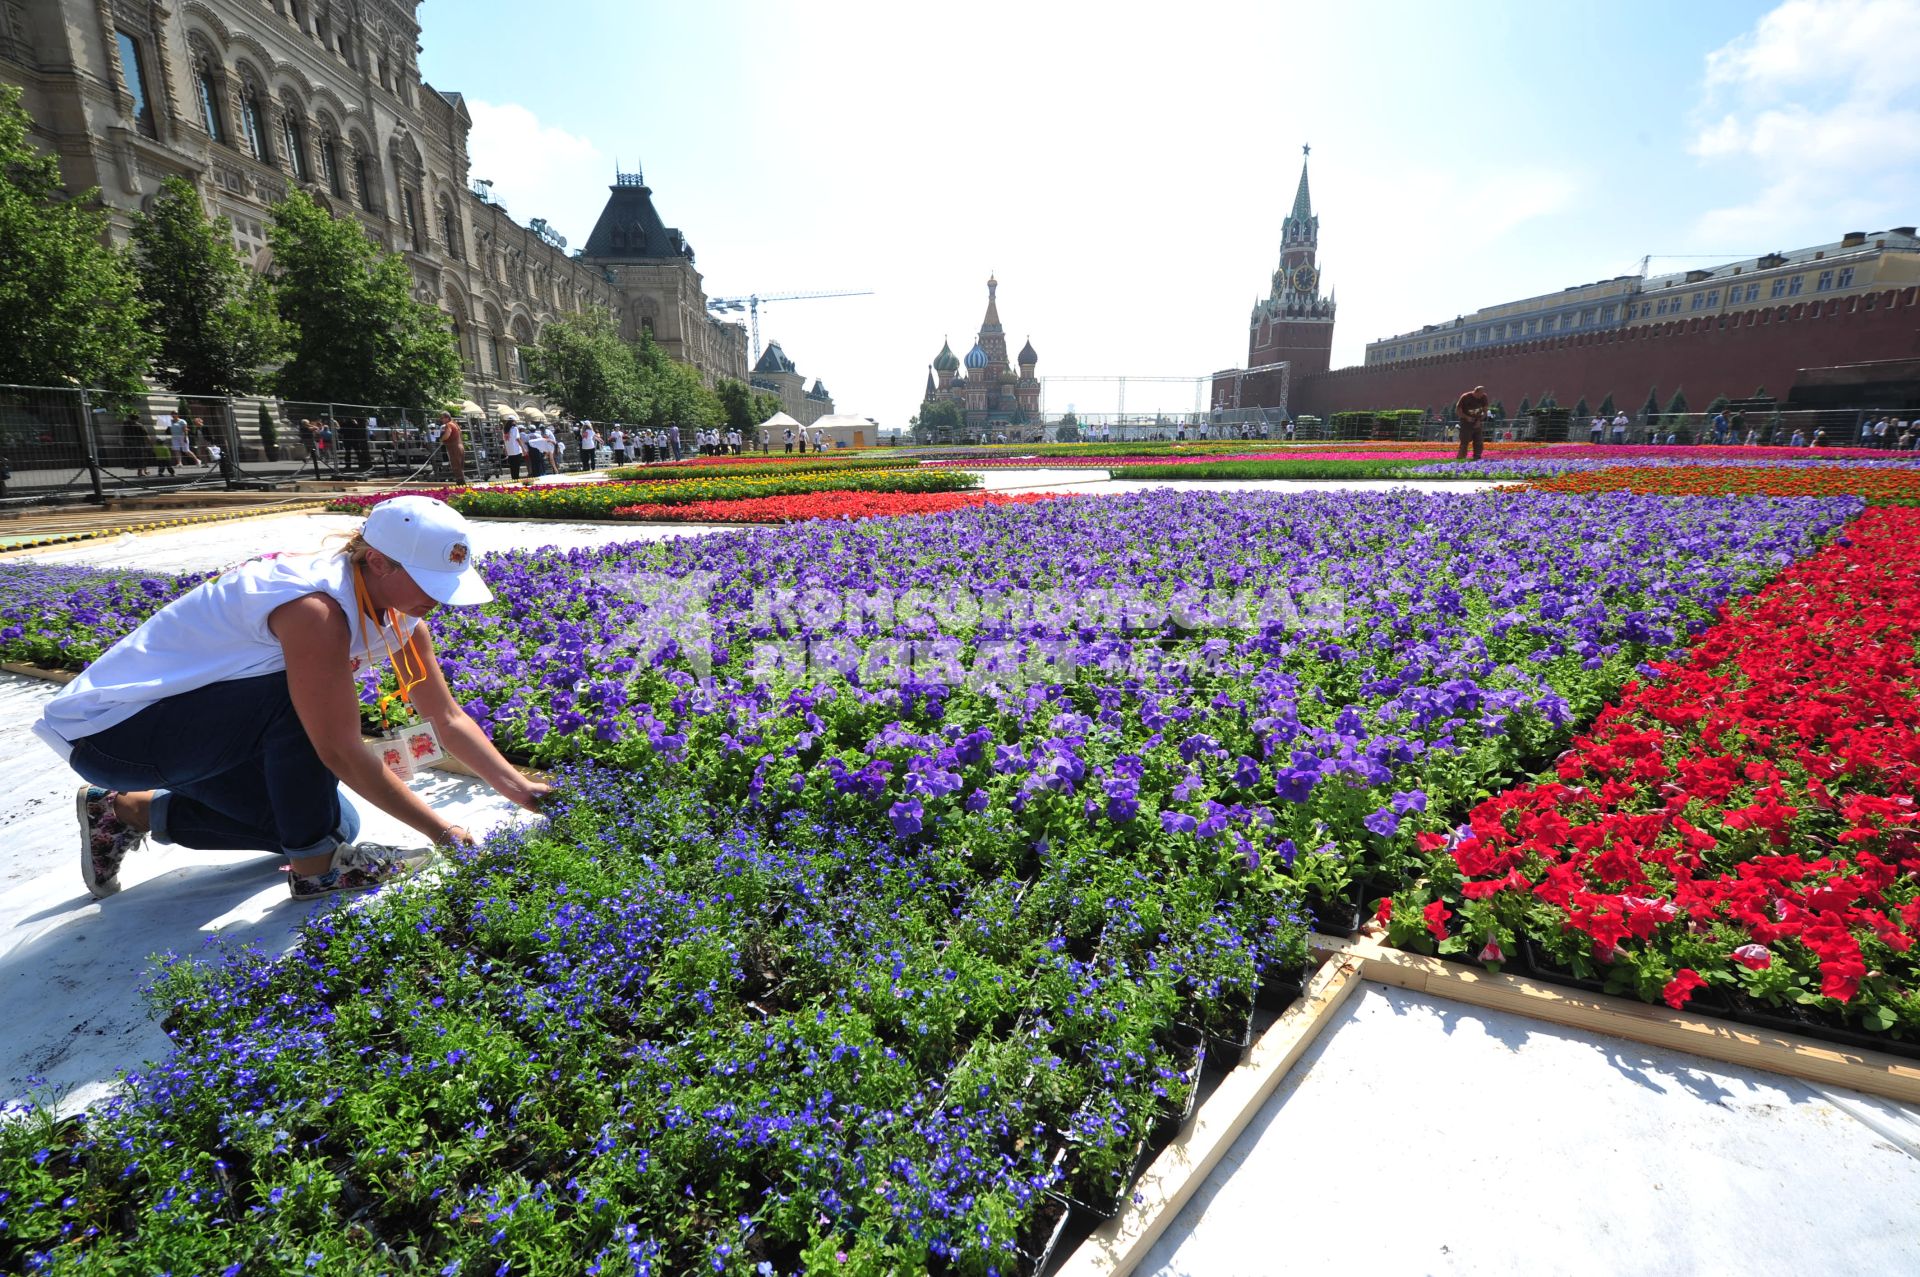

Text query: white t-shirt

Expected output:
[33,552,418,761]
[504,424,524,456]
[166,416,188,449]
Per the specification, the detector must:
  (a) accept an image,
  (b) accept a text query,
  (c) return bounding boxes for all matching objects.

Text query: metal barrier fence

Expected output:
[0,384,629,502]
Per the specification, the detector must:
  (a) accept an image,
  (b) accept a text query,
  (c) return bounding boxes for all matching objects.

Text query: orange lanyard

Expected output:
[351,561,427,728]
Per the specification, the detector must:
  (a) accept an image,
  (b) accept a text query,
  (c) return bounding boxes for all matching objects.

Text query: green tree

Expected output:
[1515,396,1532,419]
[131,176,282,397]
[1640,387,1660,425]
[1574,396,1590,419]
[715,377,755,433]
[1598,392,1616,417]
[633,329,722,429]
[524,307,647,422]
[0,84,152,392]
[1490,400,1506,420]
[919,399,965,442]
[1664,388,1689,421]
[1706,393,1729,416]
[268,187,460,407]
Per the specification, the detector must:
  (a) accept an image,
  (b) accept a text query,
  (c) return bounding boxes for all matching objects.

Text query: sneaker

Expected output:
[288,842,435,900]
[77,785,145,900]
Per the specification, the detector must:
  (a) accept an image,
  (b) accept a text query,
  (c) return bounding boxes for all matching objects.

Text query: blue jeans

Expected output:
[68,671,359,859]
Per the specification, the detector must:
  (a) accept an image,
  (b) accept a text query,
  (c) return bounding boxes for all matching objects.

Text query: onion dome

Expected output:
[932,338,959,373]
[997,369,1018,385]
[1018,337,1038,365]
[964,342,988,370]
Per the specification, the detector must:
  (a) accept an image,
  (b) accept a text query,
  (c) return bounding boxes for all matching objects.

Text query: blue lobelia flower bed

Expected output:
[0,489,1863,1272]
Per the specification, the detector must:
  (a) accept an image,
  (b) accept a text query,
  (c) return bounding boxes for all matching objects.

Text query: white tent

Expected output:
[759,411,804,431]
[802,414,876,451]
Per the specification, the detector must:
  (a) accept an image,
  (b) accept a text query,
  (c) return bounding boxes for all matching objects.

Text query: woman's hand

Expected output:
[502,778,553,814]
[439,824,477,848]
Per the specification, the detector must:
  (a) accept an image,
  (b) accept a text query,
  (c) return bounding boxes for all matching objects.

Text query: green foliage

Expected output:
[715,377,755,432]
[1574,397,1590,419]
[1515,397,1531,419]
[1598,392,1616,417]
[1490,401,1506,419]
[1664,388,1689,421]
[267,187,460,407]
[131,176,282,396]
[524,307,647,423]
[633,328,722,429]
[0,85,153,392]
[1640,386,1660,424]
[256,402,277,457]
[751,390,782,427]
[918,398,966,442]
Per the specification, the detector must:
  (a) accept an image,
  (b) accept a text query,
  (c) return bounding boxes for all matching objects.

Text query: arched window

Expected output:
[483,330,499,377]
[280,112,308,181]
[239,89,271,163]
[114,32,157,139]
[196,69,227,143]
[354,149,376,212]
[401,187,423,251]
[438,199,462,259]
[318,135,343,197]
[515,347,530,383]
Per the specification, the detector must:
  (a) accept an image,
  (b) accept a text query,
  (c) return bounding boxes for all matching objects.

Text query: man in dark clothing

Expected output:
[1455,385,1490,461]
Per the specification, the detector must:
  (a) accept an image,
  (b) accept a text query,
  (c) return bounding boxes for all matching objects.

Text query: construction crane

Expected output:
[705,290,873,366]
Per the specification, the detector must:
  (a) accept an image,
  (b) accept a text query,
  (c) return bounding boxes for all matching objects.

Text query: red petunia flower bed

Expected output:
[1381,507,1920,1051]
[608,489,1066,523]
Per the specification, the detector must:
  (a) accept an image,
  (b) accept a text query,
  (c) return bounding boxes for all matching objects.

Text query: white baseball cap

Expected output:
[362,495,493,606]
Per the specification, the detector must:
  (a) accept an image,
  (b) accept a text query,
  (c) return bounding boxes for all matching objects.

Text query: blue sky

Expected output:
[419,0,1920,423]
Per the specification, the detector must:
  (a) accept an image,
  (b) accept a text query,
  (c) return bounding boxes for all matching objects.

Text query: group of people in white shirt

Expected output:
[781,427,828,454]
[499,418,561,480]
[696,428,745,456]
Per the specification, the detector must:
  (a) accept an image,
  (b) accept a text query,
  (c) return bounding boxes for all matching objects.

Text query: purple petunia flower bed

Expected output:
[0,489,1863,1272]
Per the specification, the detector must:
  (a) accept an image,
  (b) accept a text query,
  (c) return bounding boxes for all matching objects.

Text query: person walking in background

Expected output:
[1588,414,1604,444]
[667,423,682,462]
[119,413,153,477]
[165,410,199,468]
[609,425,627,467]
[502,418,525,481]
[1453,385,1489,462]
[299,419,321,476]
[1610,409,1629,444]
[783,426,794,454]
[578,421,598,471]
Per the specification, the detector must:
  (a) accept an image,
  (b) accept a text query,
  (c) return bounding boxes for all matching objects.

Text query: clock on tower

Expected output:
[1291,265,1316,295]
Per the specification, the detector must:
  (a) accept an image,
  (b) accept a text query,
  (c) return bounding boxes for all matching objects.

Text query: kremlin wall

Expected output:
[1295,288,1920,419]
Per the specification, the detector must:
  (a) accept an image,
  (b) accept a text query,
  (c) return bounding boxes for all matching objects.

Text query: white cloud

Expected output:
[1691,0,1920,239]
[462,100,611,250]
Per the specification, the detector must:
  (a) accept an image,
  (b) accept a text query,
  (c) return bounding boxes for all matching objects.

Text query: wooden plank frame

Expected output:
[1060,931,1920,1276]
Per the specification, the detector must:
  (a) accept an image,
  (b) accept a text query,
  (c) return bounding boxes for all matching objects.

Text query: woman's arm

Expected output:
[406,624,551,812]
[269,594,464,844]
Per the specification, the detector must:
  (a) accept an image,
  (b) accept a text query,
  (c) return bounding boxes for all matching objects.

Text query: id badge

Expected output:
[370,734,413,782]
[399,721,446,770]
